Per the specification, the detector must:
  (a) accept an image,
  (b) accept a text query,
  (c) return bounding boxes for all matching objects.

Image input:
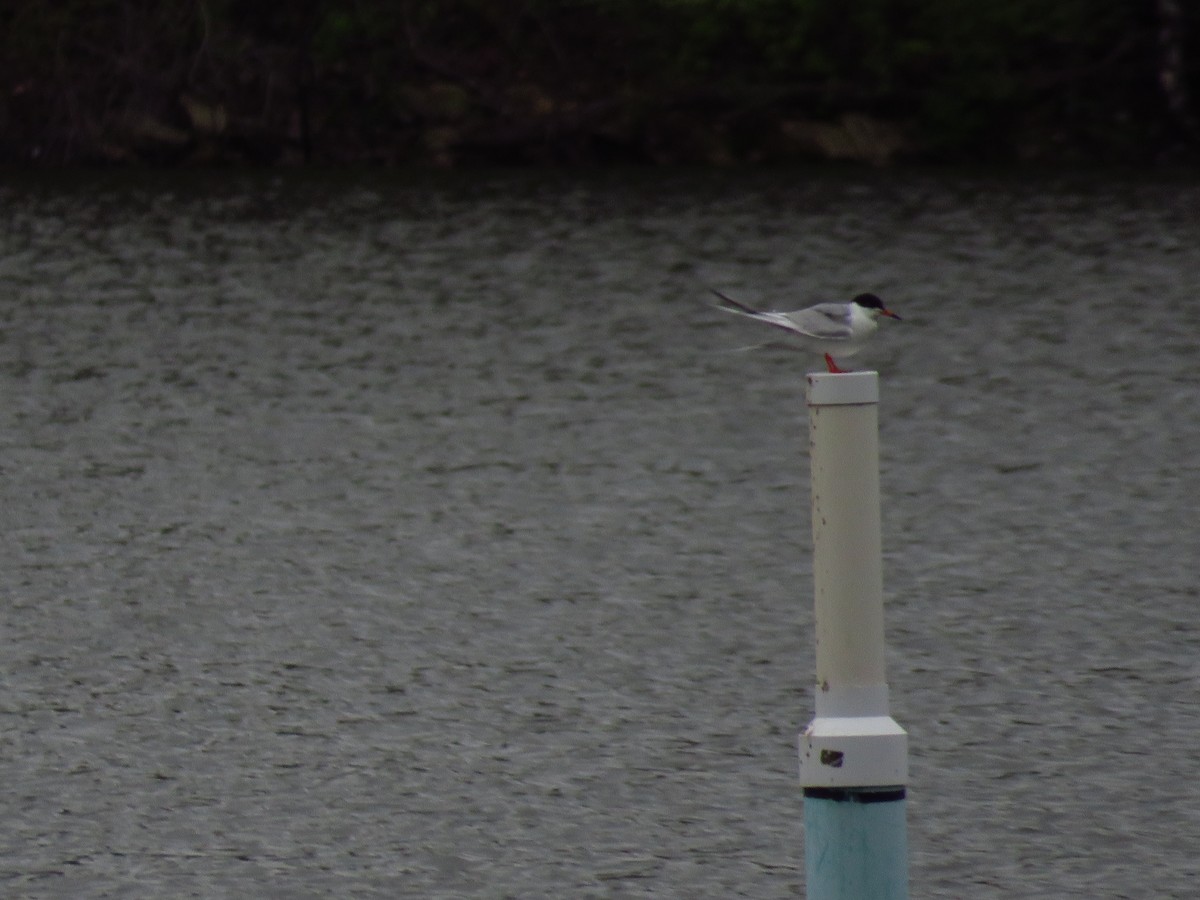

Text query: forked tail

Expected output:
[710,288,763,317]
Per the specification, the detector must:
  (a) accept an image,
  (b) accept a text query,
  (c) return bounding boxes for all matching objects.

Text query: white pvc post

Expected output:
[800,371,908,899]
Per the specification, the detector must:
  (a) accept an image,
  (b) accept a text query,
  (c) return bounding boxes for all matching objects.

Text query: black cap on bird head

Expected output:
[852,293,901,320]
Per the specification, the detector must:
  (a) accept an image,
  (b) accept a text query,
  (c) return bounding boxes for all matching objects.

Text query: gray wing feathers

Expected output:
[781,303,853,340]
[711,289,808,338]
[711,290,853,342]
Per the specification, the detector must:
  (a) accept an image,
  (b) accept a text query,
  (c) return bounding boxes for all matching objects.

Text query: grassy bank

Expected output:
[2,0,1196,165]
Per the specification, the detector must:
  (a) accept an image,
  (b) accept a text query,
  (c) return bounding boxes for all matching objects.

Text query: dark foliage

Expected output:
[0,0,1195,164]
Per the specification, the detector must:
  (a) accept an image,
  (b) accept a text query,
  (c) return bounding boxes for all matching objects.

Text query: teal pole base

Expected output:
[804,787,908,900]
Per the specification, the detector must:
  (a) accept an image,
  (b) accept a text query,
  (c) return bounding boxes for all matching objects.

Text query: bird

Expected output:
[712,288,901,373]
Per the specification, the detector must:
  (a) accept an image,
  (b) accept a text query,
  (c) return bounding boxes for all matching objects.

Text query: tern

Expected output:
[712,289,901,373]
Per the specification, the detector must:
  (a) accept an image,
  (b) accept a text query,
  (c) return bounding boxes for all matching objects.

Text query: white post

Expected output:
[800,371,908,899]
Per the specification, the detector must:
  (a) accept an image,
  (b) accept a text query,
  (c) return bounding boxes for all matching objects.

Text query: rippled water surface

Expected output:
[2,169,1199,897]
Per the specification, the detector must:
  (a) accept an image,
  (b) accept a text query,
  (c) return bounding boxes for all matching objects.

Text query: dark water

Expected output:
[2,169,1199,898]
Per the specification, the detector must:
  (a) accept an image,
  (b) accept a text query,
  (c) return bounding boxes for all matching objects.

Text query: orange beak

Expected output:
[881,308,902,321]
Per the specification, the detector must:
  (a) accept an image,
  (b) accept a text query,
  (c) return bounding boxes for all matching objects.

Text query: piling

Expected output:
[800,371,908,899]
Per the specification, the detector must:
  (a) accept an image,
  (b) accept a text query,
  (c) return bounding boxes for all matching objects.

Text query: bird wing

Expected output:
[712,289,824,338]
[780,303,853,341]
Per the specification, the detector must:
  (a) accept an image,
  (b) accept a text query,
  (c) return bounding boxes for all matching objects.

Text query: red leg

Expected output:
[824,353,846,374]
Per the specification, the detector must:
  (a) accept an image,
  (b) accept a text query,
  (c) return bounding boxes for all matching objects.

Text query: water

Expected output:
[1,169,1199,898]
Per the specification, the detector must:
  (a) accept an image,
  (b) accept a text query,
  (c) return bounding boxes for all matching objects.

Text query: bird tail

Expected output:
[710,288,763,318]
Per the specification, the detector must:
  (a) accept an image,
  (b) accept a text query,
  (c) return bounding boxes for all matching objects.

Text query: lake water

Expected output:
[1,168,1198,898]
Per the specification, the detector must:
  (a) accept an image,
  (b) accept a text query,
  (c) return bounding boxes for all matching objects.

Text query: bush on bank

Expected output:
[1,0,1195,165]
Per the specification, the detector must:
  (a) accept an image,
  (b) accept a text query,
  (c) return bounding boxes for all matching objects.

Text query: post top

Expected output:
[800,715,908,787]
[806,371,879,406]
